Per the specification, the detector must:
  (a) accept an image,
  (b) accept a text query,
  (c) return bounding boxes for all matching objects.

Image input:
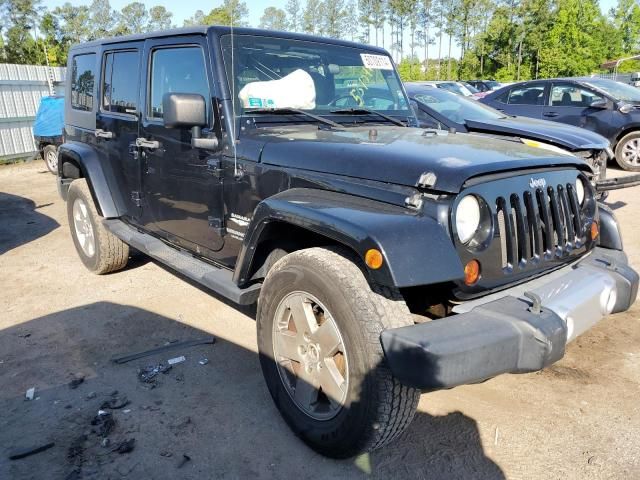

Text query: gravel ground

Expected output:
[0,160,638,479]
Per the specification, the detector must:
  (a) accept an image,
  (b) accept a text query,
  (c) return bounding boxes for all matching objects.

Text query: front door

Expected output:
[497,83,547,119]
[138,37,225,258]
[542,82,614,137]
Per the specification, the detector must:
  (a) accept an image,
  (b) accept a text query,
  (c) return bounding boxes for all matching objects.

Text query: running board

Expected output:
[104,219,261,305]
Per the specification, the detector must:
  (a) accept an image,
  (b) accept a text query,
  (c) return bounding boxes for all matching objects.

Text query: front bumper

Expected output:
[381,247,638,391]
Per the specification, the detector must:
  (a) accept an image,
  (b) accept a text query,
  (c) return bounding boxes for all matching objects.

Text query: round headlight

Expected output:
[456,195,481,244]
[576,177,585,205]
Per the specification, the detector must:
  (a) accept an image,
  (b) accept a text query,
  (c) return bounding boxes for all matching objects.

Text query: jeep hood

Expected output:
[464,116,610,151]
[257,126,587,193]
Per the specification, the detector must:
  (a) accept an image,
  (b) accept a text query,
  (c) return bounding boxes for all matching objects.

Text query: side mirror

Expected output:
[590,99,608,109]
[162,93,207,128]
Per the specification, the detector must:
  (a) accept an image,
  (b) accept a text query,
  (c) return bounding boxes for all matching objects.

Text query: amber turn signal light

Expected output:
[365,249,384,270]
[464,259,481,285]
[591,221,599,240]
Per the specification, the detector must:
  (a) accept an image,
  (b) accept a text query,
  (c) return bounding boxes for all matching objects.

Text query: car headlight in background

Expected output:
[456,195,481,243]
[576,177,585,205]
[521,138,573,156]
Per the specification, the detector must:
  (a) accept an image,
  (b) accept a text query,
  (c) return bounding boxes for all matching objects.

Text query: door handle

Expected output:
[543,112,559,118]
[95,129,114,139]
[136,137,160,150]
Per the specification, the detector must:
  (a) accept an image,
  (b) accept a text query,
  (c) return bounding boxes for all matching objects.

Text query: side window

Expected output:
[506,85,545,105]
[102,50,139,114]
[71,54,96,111]
[550,84,604,107]
[148,46,209,120]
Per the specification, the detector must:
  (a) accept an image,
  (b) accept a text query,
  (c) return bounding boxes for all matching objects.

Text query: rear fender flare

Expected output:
[234,188,464,288]
[57,142,124,218]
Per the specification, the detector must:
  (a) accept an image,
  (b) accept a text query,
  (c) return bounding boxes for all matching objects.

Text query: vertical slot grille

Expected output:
[495,182,586,271]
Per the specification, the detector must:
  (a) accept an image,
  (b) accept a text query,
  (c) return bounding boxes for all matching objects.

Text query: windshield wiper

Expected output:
[245,108,343,129]
[330,108,406,127]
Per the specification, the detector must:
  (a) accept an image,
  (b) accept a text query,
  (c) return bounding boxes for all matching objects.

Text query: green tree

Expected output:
[285,0,302,31]
[323,0,347,38]
[259,7,288,30]
[611,0,640,54]
[116,2,148,35]
[302,0,324,34]
[183,10,206,26]
[203,0,249,27]
[88,0,117,39]
[147,6,173,31]
[1,0,42,64]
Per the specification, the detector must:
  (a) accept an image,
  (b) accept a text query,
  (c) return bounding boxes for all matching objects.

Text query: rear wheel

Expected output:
[614,131,640,171]
[257,247,420,458]
[67,179,129,274]
[43,145,58,175]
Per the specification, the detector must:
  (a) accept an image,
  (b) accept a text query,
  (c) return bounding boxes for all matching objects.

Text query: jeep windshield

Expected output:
[220,35,411,125]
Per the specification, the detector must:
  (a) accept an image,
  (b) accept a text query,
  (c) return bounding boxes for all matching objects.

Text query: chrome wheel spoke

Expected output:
[73,198,95,258]
[288,295,318,335]
[318,359,346,407]
[274,330,300,361]
[313,319,341,356]
[294,375,319,410]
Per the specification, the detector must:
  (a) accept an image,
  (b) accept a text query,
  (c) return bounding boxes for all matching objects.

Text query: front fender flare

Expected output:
[234,188,464,288]
[58,142,124,218]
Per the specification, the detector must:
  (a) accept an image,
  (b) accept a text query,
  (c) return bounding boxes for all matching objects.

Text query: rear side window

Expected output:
[102,51,140,114]
[71,54,96,111]
[506,85,545,105]
[148,46,209,120]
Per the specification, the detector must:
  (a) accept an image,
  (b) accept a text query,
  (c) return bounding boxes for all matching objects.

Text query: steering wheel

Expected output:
[328,93,395,109]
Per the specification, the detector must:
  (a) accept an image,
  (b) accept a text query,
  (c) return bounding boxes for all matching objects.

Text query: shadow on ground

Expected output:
[0,302,504,479]
[0,192,60,255]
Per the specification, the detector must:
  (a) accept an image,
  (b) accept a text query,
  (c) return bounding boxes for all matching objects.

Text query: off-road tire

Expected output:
[67,179,129,274]
[614,131,640,172]
[43,145,58,175]
[257,247,420,458]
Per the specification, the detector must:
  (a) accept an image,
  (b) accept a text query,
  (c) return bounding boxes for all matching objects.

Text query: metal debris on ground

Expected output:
[111,337,215,364]
[68,377,85,389]
[100,395,130,410]
[25,387,35,400]
[9,441,55,460]
[177,454,191,469]
[115,438,135,454]
[101,438,110,448]
[167,356,185,365]
[91,411,116,437]
[198,358,209,365]
[138,363,172,383]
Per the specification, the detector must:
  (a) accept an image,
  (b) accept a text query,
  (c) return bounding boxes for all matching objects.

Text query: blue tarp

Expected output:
[33,96,64,137]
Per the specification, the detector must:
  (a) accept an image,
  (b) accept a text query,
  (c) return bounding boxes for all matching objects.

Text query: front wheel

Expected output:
[614,131,640,171]
[256,247,420,458]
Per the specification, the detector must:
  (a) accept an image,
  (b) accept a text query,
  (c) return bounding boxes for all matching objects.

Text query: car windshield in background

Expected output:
[485,81,501,89]
[220,35,410,120]
[437,82,472,96]
[413,88,504,123]
[584,79,640,103]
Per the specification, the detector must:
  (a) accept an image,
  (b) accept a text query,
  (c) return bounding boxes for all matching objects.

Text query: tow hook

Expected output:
[524,291,542,314]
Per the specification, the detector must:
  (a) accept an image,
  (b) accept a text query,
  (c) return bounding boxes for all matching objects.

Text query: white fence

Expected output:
[0,63,66,161]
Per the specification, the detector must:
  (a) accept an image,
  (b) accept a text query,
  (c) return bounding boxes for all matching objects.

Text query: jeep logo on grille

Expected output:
[529,177,547,189]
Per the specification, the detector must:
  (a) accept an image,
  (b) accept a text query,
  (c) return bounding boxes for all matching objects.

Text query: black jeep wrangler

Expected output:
[58,27,638,458]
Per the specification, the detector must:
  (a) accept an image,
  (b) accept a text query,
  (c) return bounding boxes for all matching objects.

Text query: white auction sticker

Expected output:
[360,53,393,70]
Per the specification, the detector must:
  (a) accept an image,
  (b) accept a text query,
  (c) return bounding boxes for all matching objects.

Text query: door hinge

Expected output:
[131,191,143,207]
[208,216,226,236]
[207,158,224,178]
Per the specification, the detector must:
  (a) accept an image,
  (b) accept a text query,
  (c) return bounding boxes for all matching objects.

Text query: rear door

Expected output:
[137,36,226,257]
[95,44,143,220]
[490,82,547,119]
[542,81,614,136]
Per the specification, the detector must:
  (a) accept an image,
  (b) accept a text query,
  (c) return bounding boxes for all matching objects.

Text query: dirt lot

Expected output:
[0,160,638,479]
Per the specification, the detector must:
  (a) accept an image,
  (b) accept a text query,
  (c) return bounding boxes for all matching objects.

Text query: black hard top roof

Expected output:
[70,25,389,55]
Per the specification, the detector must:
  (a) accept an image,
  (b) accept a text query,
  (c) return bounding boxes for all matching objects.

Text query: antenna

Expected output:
[229,4,239,177]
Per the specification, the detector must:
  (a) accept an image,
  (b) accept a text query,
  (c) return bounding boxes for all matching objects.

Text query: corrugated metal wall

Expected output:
[0,63,66,160]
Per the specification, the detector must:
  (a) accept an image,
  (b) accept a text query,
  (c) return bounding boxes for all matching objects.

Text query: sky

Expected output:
[45,0,621,59]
